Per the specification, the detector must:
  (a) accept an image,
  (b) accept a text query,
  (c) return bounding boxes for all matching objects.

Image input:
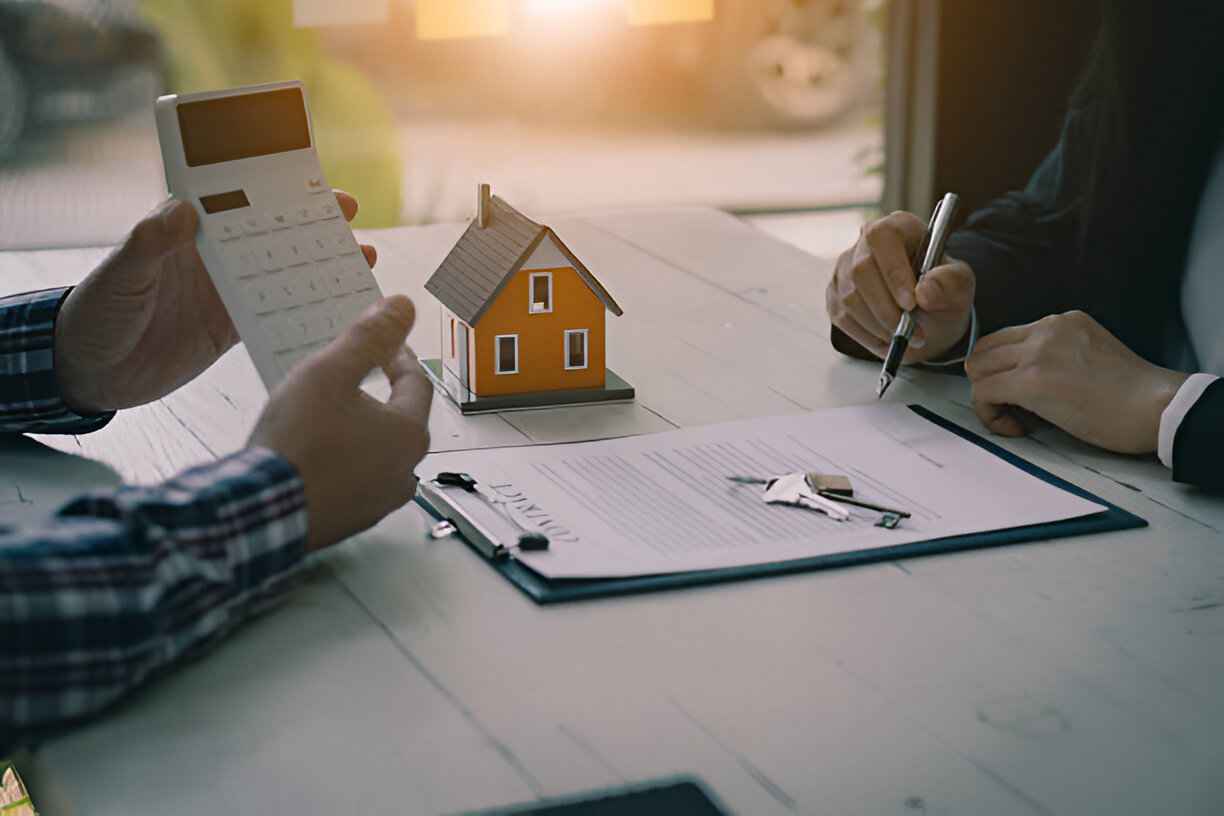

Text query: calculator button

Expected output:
[208,217,243,242]
[341,256,376,290]
[268,211,293,230]
[280,308,311,346]
[315,200,341,220]
[306,177,326,193]
[319,316,341,343]
[344,289,381,322]
[244,279,277,315]
[301,268,329,303]
[331,296,359,327]
[316,259,345,295]
[292,204,314,225]
[254,238,284,272]
[274,271,308,310]
[235,250,259,279]
[263,313,294,352]
[283,238,310,267]
[306,233,334,262]
[220,245,258,279]
[240,214,270,235]
[270,234,299,268]
[300,304,333,344]
[328,223,359,255]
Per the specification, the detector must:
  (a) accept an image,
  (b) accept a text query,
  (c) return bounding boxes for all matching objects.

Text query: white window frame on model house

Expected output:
[528,271,553,314]
[563,328,589,370]
[495,334,519,374]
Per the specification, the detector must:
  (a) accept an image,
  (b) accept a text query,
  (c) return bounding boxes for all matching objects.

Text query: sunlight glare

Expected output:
[626,0,714,25]
[416,0,511,40]
[524,0,613,15]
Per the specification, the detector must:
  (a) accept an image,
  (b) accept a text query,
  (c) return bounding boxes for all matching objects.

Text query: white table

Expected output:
[5,209,1223,815]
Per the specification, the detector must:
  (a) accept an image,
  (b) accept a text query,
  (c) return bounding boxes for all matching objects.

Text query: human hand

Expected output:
[54,192,378,413]
[248,295,433,551]
[965,310,1189,454]
[826,211,975,362]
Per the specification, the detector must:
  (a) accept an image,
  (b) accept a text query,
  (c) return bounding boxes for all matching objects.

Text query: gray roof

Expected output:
[425,195,623,326]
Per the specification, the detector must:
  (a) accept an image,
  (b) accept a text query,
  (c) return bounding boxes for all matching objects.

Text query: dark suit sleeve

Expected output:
[1171,379,1224,491]
[832,104,1098,360]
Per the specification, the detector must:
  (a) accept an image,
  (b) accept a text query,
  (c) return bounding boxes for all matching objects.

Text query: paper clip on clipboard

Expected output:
[418,473,549,562]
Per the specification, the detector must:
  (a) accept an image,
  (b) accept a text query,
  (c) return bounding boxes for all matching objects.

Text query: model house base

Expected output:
[420,358,635,414]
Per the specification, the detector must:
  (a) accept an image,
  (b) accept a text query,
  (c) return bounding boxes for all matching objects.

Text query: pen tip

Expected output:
[876,373,891,399]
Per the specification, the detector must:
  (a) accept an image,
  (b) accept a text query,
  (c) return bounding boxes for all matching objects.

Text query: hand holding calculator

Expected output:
[155,80,384,390]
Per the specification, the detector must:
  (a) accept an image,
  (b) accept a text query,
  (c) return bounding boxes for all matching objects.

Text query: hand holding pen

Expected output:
[826,199,976,376]
[877,193,960,398]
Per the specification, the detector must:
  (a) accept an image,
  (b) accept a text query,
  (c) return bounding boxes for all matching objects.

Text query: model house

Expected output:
[423,184,633,413]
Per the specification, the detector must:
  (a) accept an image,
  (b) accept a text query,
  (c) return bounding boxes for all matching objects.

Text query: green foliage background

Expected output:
[141,0,402,228]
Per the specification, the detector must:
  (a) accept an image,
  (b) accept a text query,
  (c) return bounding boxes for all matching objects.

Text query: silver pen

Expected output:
[877,192,960,398]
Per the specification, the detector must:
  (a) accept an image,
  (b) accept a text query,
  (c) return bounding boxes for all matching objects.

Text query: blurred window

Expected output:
[0,0,884,249]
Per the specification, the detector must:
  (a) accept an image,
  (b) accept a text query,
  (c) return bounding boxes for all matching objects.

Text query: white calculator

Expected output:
[155,80,383,390]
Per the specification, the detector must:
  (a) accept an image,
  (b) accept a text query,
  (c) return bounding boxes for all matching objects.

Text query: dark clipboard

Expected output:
[414,405,1147,605]
[456,775,729,815]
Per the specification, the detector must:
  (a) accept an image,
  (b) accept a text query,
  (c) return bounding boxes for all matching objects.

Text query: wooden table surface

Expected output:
[4,208,1223,815]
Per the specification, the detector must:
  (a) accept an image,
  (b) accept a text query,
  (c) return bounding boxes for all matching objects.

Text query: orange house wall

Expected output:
[470,266,606,396]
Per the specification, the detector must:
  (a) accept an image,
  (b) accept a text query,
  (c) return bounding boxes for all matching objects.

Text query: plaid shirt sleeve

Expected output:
[0,289,311,755]
[0,288,115,435]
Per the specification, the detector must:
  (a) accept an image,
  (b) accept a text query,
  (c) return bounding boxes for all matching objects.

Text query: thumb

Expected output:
[114,199,199,271]
[315,296,417,390]
[384,343,434,429]
[915,258,974,314]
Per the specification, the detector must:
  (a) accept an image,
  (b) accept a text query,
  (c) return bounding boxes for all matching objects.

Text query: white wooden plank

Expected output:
[32,401,214,486]
[497,402,677,445]
[0,435,123,527]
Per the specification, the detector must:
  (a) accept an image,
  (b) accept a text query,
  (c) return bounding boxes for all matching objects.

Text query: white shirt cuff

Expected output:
[1157,373,1221,469]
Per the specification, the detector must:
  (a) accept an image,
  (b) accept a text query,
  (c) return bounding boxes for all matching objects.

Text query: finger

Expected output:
[972,398,1029,437]
[1010,406,1046,434]
[970,368,1032,437]
[383,343,434,428]
[335,190,358,222]
[908,312,930,349]
[836,312,890,359]
[972,322,1036,356]
[964,342,1025,381]
[361,244,378,268]
[834,265,893,343]
[846,252,904,337]
[862,212,925,310]
[315,295,417,390]
[969,368,1039,419]
[915,258,974,314]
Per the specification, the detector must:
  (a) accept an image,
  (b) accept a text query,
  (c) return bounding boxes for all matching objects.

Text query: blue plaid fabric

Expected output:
[0,288,114,435]
[0,289,309,755]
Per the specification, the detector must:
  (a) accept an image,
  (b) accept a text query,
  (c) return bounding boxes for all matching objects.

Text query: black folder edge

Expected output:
[414,405,1148,605]
[455,775,728,815]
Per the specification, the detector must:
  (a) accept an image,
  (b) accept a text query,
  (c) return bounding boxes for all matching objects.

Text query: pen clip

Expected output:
[917,193,959,279]
[910,198,941,273]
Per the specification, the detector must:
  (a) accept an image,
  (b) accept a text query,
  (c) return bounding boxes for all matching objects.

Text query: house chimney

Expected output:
[477,183,491,228]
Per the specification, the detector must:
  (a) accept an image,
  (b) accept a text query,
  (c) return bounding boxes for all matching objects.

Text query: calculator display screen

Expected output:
[199,189,251,213]
[177,88,310,167]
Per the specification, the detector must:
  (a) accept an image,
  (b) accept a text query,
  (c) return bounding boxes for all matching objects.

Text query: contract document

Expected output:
[419,405,1108,579]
